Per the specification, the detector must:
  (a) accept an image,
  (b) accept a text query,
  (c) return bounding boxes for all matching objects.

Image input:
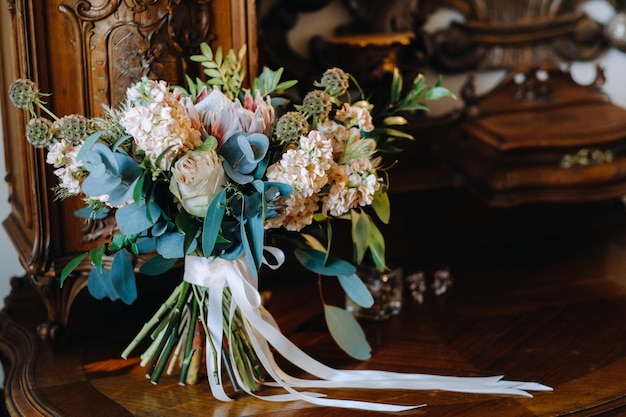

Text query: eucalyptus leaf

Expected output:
[156,231,186,259]
[74,206,109,220]
[294,248,356,276]
[75,130,104,161]
[87,267,119,301]
[202,188,226,257]
[246,212,264,270]
[240,219,258,281]
[110,250,137,304]
[337,273,374,308]
[115,201,161,235]
[139,255,178,276]
[324,304,371,360]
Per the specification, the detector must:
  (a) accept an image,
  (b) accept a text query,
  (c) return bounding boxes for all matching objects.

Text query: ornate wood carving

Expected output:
[424,0,608,72]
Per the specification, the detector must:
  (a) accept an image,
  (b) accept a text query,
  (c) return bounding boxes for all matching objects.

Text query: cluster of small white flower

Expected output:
[46,140,83,195]
[265,102,381,231]
[120,79,202,173]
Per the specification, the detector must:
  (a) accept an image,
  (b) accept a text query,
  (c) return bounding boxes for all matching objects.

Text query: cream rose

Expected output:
[169,150,226,218]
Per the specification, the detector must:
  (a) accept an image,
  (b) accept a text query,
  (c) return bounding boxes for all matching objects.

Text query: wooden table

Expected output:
[2,228,626,416]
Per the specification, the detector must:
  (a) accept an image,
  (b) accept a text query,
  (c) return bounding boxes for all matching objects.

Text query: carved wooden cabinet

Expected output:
[0,0,257,341]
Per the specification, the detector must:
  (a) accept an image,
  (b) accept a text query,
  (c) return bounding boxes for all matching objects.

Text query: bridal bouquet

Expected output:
[8,44,549,411]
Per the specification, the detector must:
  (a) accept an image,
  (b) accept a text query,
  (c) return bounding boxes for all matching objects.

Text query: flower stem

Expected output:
[122,282,183,359]
[146,282,190,382]
[179,296,199,385]
[192,285,221,386]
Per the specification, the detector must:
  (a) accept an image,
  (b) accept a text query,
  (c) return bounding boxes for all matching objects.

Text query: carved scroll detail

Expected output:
[61,0,213,111]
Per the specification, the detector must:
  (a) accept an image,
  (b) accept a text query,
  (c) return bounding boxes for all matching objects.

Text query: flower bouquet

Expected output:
[9,43,550,411]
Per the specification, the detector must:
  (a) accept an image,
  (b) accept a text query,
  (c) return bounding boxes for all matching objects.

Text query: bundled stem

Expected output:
[123,281,265,392]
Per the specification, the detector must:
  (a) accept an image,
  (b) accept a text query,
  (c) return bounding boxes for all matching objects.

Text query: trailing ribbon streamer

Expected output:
[184,255,552,411]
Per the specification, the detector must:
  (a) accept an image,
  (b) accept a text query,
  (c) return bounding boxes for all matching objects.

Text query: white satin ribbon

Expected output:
[183,254,552,412]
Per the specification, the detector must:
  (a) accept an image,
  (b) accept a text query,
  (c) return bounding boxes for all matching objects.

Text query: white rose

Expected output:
[169,150,226,218]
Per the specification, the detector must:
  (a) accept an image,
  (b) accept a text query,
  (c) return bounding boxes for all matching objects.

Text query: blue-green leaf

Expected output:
[87,267,119,301]
[202,188,226,257]
[294,248,356,276]
[324,304,371,360]
[246,212,264,270]
[240,219,258,281]
[139,255,178,276]
[115,201,160,235]
[338,273,374,308]
[156,231,186,259]
[110,250,137,304]
[74,206,109,220]
[76,130,104,161]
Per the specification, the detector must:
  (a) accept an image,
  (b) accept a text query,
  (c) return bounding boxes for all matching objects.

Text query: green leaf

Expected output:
[294,248,356,276]
[383,128,414,140]
[390,67,402,102]
[426,85,455,100]
[60,252,88,287]
[275,79,297,91]
[324,304,371,360]
[337,273,374,308]
[351,210,371,265]
[200,42,213,60]
[372,191,390,224]
[205,69,222,79]
[177,214,200,255]
[202,188,226,257]
[383,116,408,126]
[133,174,145,205]
[368,223,386,271]
[90,245,106,273]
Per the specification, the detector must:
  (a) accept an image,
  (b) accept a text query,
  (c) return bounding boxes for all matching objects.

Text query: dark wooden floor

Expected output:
[2,213,626,415]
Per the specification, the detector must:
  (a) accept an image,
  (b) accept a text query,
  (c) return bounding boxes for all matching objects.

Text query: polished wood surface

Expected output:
[2,227,626,416]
